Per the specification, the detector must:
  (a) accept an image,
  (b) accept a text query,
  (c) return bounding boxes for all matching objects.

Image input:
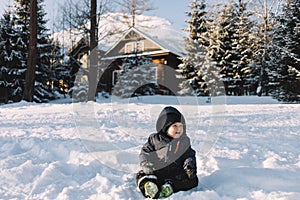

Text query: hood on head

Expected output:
[156,106,186,134]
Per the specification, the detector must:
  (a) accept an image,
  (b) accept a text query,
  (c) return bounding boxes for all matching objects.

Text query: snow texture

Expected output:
[0,96,300,199]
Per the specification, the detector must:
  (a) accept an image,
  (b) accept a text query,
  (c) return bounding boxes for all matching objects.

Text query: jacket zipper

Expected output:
[174,141,180,154]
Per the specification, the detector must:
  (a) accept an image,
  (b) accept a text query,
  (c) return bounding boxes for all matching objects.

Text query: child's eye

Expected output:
[173,124,183,128]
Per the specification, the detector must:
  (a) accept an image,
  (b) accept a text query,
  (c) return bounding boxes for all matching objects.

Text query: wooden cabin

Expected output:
[67,38,90,74]
[99,27,184,95]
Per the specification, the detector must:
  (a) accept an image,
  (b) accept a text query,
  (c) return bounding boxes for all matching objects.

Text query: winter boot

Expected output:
[158,183,173,198]
[144,181,159,198]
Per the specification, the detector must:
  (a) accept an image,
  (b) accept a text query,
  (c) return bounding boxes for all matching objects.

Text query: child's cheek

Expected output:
[167,129,175,137]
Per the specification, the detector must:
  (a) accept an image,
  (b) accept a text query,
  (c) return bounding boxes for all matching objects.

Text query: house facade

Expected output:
[67,27,185,96]
[98,27,184,95]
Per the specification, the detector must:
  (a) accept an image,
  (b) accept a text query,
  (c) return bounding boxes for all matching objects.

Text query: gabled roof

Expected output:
[103,27,184,60]
[67,38,89,57]
[136,27,184,57]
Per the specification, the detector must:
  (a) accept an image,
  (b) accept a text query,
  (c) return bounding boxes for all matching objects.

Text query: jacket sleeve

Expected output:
[181,137,197,169]
[183,148,197,169]
[139,134,158,174]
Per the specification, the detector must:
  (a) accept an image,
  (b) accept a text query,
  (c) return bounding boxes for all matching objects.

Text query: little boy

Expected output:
[136,106,198,199]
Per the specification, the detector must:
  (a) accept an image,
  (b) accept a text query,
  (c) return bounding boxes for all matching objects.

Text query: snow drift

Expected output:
[0,96,300,199]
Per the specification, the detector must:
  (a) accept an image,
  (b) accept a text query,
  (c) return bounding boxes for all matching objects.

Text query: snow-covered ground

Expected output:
[0,95,300,200]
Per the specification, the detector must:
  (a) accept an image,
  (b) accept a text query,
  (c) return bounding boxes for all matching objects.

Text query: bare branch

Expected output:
[111,0,154,27]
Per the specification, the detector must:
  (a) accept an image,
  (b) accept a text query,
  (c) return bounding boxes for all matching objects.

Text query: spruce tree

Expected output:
[250,0,279,97]
[231,0,256,95]
[271,0,300,102]
[0,12,26,102]
[112,56,157,98]
[250,23,270,96]
[207,2,237,95]
[179,0,209,96]
[14,0,57,102]
[205,0,256,96]
[220,2,240,95]
[199,4,227,96]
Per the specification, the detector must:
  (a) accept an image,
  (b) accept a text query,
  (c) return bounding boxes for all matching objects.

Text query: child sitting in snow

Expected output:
[136,106,198,199]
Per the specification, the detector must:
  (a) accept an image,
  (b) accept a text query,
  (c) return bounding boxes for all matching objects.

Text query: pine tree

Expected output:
[231,0,256,95]
[206,2,237,95]
[271,0,300,102]
[179,0,209,96]
[250,0,280,97]
[0,12,26,102]
[204,0,257,96]
[112,55,157,98]
[250,22,269,96]
[198,4,227,97]
[220,2,239,95]
[14,0,57,102]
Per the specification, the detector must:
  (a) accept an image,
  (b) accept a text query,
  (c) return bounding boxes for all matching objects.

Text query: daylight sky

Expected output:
[0,0,192,31]
[0,0,278,32]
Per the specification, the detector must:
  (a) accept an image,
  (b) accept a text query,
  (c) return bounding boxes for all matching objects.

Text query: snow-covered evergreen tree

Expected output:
[112,55,157,98]
[14,0,57,102]
[199,3,236,94]
[249,24,269,96]
[0,11,26,102]
[249,0,279,97]
[231,0,256,95]
[178,0,209,96]
[216,1,240,95]
[270,0,300,102]
[203,0,256,96]
[193,3,226,96]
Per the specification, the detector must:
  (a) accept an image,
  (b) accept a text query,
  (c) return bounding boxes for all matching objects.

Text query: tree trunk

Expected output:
[88,0,98,101]
[24,0,37,102]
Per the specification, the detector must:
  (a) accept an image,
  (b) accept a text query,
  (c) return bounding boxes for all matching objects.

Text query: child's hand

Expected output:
[185,167,196,179]
[183,158,197,179]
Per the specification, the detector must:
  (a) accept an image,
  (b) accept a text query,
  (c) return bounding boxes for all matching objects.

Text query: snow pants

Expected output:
[136,169,198,197]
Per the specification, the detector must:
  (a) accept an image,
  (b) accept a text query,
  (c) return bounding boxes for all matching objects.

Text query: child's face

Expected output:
[167,122,184,139]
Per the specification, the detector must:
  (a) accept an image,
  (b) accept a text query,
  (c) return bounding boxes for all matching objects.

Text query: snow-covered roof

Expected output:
[103,26,184,60]
[133,27,185,57]
[51,12,186,55]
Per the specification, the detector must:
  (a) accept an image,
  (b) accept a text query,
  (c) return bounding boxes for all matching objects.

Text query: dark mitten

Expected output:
[185,167,196,179]
[183,158,197,179]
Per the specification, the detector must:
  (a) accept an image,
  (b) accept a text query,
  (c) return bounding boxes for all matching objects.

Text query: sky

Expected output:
[0,0,191,32]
